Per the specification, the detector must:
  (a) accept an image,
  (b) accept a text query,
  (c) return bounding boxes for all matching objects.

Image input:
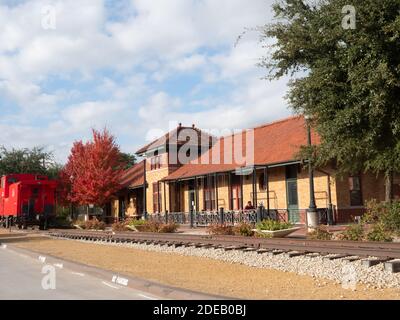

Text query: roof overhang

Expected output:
[163,160,303,182]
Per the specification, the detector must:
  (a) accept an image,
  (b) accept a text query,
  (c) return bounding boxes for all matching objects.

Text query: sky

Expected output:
[0,0,292,163]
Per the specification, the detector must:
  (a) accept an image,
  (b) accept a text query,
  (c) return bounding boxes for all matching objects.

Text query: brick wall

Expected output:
[334,172,386,223]
[123,148,390,223]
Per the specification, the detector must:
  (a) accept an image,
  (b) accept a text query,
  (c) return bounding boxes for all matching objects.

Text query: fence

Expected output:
[146,207,332,227]
[147,207,280,227]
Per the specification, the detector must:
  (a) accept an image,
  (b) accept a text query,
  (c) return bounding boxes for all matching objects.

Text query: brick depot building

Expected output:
[108,116,397,224]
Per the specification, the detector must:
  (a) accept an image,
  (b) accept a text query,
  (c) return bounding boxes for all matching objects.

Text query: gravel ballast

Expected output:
[75,238,400,290]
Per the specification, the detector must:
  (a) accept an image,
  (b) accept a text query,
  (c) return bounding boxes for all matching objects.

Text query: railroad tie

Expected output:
[242,248,257,252]
[223,246,237,251]
[233,246,247,251]
[322,254,349,261]
[268,250,285,256]
[195,243,211,248]
[384,260,400,273]
[305,252,320,258]
[285,251,306,258]
[183,243,195,247]
[361,258,390,268]
[342,256,360,262]
[256,249,270,254]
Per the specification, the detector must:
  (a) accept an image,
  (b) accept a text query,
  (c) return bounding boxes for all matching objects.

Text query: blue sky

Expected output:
[0,0,291,162]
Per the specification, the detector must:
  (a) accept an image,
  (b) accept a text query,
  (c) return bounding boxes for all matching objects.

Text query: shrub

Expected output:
[207,224,235,235]
[254,231,272,238]
[50,216,72,228]
[366,223,393,242]
[308,226,333,240]
[112,221,129,232]
[134,220,179,233]
[340,224,365,241]
[364,199,400,235]
[83,218,106,230]
[256,219,293,231]
[159,223,179,233]
[143,221,162,232]
[233,222,254,237]
[129,219,147,226]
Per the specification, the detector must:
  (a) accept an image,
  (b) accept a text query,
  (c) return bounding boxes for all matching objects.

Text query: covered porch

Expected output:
[158,162,335,227]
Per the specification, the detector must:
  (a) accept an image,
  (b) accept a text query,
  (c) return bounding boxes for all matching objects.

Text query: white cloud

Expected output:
[0,0,291,162]
[61,101,125,129]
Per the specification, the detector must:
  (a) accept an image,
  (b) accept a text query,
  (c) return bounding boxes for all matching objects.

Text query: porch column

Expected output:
[215,173,218,211]
[240,174,244,210]
[143,159,147,219]
[264,166,270,213]
[177,180,180,212]
[163,181,167,214]
[228,172,232,210]
[195,176,199,213]
[252,167,257,207]
[157,181,161,213]
[168,181,172,213]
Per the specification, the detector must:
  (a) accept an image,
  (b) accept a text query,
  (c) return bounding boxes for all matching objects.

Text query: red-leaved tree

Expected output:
[60,128,125,208]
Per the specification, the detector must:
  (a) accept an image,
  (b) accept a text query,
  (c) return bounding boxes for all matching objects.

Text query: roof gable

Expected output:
[136,124,215,156]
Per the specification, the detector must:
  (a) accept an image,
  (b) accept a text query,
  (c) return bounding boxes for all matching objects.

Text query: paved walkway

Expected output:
[0,246,163,300]
[0,243,224,300]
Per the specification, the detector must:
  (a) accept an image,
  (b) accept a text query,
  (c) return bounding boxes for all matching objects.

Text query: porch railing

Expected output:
[146,207,331,227]
[147,208,276,227]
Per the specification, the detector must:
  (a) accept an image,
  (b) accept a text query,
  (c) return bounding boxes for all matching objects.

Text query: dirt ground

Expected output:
[4,234,399,300]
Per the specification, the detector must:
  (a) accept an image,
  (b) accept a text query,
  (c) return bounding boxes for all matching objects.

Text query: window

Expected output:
[285,165,298,180]
[32,188,39,198]
[150,155,162,170]
[152,182,162,213]
[7,177,18,184]
[203,177,216,211]
[349,176,363,206]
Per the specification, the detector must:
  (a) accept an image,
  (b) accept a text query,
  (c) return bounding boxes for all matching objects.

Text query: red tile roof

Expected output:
[119,160,145,189]
[164,115,320,181]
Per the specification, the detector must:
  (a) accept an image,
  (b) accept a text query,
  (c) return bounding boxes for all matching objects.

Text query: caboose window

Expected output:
[32,188,39,197]
[7,177,18,184]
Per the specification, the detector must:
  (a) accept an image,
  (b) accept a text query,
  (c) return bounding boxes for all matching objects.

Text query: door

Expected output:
[231,175,242,210]
[286,165,299,223]
[232,185,242,210]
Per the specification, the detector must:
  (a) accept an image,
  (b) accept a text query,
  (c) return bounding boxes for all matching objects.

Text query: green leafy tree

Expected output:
[259,0,400,202]
[119,152,136,169]
[0,146,61,178]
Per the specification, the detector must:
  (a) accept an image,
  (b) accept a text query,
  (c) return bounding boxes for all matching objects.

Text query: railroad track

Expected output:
[47,229,400,263]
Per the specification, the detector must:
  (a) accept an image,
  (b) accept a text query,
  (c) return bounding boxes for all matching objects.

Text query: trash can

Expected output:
[307,209,318,231]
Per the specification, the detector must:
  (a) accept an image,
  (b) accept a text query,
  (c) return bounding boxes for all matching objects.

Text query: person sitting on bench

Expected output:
[245,201,255,210]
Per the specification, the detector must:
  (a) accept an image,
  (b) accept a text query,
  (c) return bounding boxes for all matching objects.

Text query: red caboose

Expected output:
[0,174,57,229]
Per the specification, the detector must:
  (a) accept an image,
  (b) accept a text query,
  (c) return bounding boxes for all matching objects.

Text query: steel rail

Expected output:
[47,230,400,259]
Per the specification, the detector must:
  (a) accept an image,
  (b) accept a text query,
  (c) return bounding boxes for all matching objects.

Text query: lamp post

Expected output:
[305,114,318,231]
